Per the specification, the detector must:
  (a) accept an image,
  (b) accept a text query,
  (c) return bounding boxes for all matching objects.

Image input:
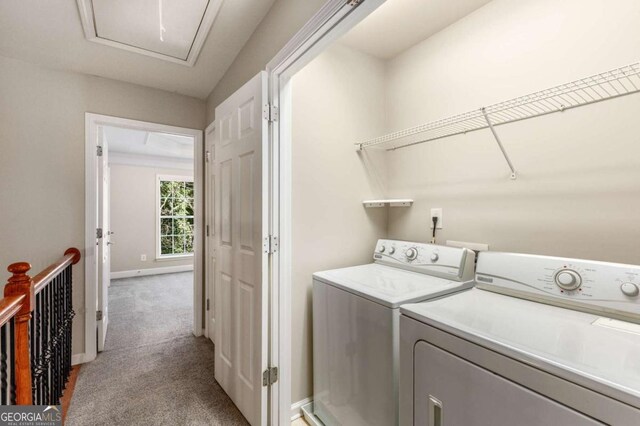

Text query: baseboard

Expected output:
[111,264,194,279]
[71,353,89,365]
[291,397,313,421]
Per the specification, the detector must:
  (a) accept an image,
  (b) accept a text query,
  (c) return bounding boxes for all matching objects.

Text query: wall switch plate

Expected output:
[430,208,443,229]
[140,254,147,261]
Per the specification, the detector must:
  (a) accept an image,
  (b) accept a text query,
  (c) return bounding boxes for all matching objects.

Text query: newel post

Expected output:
[5,262,34,405]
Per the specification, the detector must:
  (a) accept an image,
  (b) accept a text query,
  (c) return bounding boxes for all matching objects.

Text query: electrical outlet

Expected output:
[140,254,147,261]
[430,208,443,229]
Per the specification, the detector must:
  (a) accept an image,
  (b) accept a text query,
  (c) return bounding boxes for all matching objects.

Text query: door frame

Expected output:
[265,0,386,423]
[84,113,204,363]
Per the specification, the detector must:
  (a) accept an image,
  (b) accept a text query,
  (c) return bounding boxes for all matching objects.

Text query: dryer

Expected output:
[311,239,476,426]
[400,251,640,426]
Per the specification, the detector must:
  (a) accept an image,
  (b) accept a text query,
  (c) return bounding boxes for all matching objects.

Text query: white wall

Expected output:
[206,0,327,122]
[291,43,388,403]
[384,0,640,264]
[0,55,205,357]
[110,164,194,273]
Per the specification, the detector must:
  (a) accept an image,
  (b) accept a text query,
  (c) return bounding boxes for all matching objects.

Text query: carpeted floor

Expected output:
[66,272,248,425]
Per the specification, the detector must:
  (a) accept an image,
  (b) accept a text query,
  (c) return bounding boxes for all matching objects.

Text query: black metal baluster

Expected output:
[9,319,16,405]
[67,266,74,385]
[37,290,43,405]
[64,266,71,382]
[29,299,35,403]
[43,284,49,405]
[53,276,58,404]
[51,276,58,404]
[56,274,62,403]
[1,323,7,405]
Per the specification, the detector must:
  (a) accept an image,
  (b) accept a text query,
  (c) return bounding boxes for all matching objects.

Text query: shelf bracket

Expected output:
[481,108,517,180]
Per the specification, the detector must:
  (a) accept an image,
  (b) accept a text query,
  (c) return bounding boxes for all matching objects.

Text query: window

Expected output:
[157,176,194,258]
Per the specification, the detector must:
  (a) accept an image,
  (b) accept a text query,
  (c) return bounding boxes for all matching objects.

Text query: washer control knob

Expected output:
[555,270,582,291]
[378,245,386,253]
[405,247,418,261]
[621,282,639,297]
[389,247,396,255]
[430,253,439,262]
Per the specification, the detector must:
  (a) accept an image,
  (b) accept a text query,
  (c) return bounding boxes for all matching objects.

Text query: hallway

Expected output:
[66,272,247,425]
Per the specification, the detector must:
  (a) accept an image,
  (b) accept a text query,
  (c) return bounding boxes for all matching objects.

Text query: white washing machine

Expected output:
[311,239,476,426]
[400,251,640,426]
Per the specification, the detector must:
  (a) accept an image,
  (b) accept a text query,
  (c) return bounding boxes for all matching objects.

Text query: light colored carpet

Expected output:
[66,272,248,425]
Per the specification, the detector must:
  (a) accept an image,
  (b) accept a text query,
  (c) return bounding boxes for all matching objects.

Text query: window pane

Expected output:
[160,181,172,197]
[173,198,188,216]
[186,218,194,234]
[160,198,172,216]
[185,234,194,253]
[173,236,186,254]
[161,236,173,255]
[161,218,172,236]
[185,199,194,216]
[175,218,189,235]
[185,182,194,198]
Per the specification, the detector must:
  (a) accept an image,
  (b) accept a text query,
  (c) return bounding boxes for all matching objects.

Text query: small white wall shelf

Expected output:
[363,199,413,208]
[355,62,640,180]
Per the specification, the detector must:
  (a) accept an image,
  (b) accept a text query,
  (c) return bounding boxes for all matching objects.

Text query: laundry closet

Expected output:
[288,0,640,419]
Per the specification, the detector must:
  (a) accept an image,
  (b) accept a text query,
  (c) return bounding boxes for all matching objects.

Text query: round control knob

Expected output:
[621,282,639,297]
[430,253,439,262]
[389,247,396,255]
[554,269,582,291]
[378,245,386,253]
[405,247,418,261]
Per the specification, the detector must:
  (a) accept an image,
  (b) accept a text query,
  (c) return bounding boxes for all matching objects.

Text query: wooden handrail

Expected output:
[0,295,26,328]
[33,247,81,295]
[2,247,81,405]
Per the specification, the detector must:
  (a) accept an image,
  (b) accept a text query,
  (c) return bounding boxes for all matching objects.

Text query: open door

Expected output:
[97,127,111,352]
[205,122,216,343]
[214,71,269,426]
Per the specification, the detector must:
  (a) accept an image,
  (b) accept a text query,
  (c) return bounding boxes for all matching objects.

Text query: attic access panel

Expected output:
[77,0,223,66]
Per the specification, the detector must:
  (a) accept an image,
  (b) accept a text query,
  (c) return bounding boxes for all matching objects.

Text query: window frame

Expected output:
[156,174,195,260]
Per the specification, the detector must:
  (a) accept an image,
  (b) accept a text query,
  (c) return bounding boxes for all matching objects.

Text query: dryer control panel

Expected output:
[476,252,640,322]
[373,239,475,282]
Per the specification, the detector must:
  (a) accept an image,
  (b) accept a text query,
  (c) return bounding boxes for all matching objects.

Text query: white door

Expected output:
[97,127,111,352]
[214,71,269,426]
[205,122,216,343]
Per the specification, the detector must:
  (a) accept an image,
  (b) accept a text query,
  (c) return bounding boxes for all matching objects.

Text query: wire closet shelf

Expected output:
[355,62,640,156]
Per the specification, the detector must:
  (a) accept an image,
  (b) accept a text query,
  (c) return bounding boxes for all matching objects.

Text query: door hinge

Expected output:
[206,225,210,237]
[262,366,278,386]
[206,298,210,311]
[96,228,103,239]
[263,104,279,122]
[205,150,211,163]
[347,0,364,6]
[264,235,278,254]
[96,310,103,321]
[97,146,103,156]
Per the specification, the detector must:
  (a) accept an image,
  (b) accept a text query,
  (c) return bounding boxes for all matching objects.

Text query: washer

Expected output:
[311,239,476,426]
[400,251,640,426]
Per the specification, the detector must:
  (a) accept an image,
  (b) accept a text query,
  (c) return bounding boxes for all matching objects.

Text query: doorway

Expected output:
[84,113,204,362]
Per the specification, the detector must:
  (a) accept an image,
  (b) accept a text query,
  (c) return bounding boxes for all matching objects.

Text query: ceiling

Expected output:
[340,0,493,60]
[104,126,194,160]
[0,0,276,98]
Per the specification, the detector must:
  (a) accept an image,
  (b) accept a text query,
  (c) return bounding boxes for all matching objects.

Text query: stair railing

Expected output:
[1,248,80,405]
